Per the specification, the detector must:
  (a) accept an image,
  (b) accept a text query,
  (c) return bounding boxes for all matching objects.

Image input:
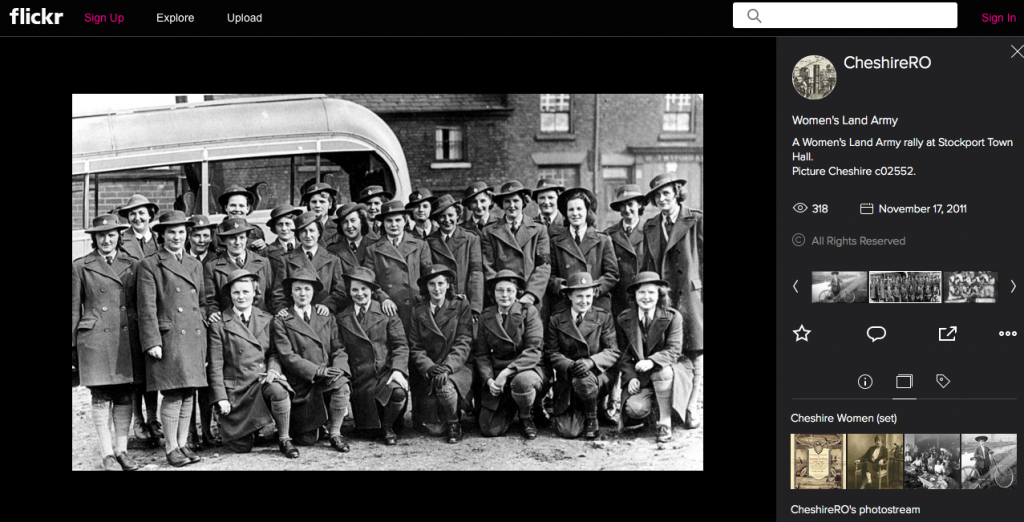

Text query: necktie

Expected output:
[433,305,441,317]
[286,243,294,253]
[444,234,451,244]
[641,313,650,334]
[575,313,583,328]
[625,225,632,235]
[500,312,508,329]
[544,216,550,226]
[350,241,357,252]
[510,222,518,235]
[235,256,244,269]
[306,251,314,262]
[574,228,582,245]
[357,307,365,323]
[242,314,250,328]
[176,252,183,263]
[303,311,310,324]
[105,255,113,265]
[392,238,399,248]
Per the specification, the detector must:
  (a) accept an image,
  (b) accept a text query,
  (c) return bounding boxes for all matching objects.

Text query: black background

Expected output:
[777,37,1022,519]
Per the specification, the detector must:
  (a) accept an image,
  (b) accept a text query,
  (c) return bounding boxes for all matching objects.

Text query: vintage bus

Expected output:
[72,94,410,259]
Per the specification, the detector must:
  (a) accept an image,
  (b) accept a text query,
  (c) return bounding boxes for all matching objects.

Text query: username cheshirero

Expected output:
[811,236,906,247]
[845,56,931,69]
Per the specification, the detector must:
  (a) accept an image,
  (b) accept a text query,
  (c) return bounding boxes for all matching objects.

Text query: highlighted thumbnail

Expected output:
[812,271,867,303]
[848,434,904,489]
[960,434,1017,489]
[904,434,961,489]
[792,434,845,489]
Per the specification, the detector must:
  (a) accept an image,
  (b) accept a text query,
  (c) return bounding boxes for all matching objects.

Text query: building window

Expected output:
[538,166,579,187]
[435,127,464,161]
[663,94,692,132]
[540,94,571,133]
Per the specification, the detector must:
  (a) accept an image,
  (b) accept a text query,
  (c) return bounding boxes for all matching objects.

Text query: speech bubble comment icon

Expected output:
[867,326,887,342]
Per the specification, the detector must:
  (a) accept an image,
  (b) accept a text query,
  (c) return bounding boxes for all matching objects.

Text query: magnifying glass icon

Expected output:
[748,9,762,23]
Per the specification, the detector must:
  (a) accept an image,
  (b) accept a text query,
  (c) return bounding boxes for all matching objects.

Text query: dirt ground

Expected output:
[72,385,702,471]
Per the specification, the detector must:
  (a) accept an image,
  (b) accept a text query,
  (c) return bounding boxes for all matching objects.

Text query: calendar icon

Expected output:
[860,203,874,215]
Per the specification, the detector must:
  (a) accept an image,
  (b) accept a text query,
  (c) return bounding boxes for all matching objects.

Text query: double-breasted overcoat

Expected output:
[547,227,619,314]
[480,215,551,312]
[641,207,703,352]
[424,227,484,315]
[604,219,646,318]
[336,300,410,429]
[615,306,692,421]
[362,234,432,328]
[72,250,138,387]
[544,306,621,415]
[408,297,474,424]
[473,301,545,411]
[204,250,272,315]
[270,246,345,314]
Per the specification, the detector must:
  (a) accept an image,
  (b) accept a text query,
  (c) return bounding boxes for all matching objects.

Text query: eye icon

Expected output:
[793,202,808,213]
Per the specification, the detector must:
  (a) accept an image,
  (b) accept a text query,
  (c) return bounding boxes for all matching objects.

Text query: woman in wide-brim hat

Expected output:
[491,180,532,207]
[265,204,303,264]
[328,202,377,275]
[74,215,142,470]
[269,211,346,319]
[205,217,272,320]
[548,186,619,315]
[605,184,648,319]
[407,264,474,443]
[216,185,268,254]
[474,269,550,440]
[358,185,393,235]
[459,182,501,236]
[119,195,161,262]
[545,272,621,440]
[301,182,340,247]
[406,189,439,239]
[615,271,691,443]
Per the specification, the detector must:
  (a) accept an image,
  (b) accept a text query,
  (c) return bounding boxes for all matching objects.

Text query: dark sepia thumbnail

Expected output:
[904,434,961,489]
[960,434,1017,489]
[944,272,998,303]
[791,434,845,489]
[812,271,868,303]
[847,434,903,489]
[869,271,941,303]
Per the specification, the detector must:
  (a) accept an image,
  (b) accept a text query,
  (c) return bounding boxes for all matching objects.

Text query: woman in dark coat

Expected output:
[336,267,410,446]
[207,269,299,458]
[474,270,550,440]
[136,210,208,467]
[72,216,142,471]
[270,211,346,317]
[265,204,302,266]
[408,265,474,443]
[425,195,484,317]
[603,185,647,319]
[362,200,433,329]
[544,272,622,440]
[640,174,703,429]
[547,188,619,314]
[270,268,352,452]
[615,272,689,444]
[204,217,273,318]
[326,202,379,274]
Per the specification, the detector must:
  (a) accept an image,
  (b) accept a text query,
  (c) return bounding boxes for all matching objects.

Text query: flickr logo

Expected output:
[9,8,64,24]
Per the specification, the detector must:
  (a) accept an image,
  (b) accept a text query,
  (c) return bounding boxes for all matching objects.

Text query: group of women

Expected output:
[73,173,703,469]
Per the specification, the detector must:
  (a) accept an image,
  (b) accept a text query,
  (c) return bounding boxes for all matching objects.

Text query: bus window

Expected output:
[71,165,190,230]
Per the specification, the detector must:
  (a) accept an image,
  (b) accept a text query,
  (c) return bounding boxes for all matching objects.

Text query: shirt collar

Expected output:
[389,233,404,245]
[431,299,445,313]
[301,244,318,257]
[293,304,312,316]
[233,307,250,322]
[475,212,490,225]
[505,213,523,229]
[571,223,588,237]
[164,246,183,257]
[135,229,152,242]
[663,205,681,225]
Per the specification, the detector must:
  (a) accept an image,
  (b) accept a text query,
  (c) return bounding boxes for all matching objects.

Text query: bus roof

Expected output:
[72,94,408,184]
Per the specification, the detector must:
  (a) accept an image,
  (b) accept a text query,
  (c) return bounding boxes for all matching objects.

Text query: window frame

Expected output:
[540,94,572,134]
[434,126,466,162]
[662,94,694,133]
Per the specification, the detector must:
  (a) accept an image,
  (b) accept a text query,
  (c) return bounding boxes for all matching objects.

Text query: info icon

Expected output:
[793,55,836,100]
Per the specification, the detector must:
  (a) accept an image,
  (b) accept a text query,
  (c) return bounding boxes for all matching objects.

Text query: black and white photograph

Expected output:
[869,271,942,303]
[904,434,961,489]
[792,55,837,100]
[943,271,999,303]
[960,434,1017,489]
[72,93,704,470]
[811,271,868,303]
[847,433,903,489]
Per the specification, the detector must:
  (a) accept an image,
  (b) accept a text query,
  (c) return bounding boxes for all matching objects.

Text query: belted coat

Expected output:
[544,306,621,416]
[473,302,544,410]
[615,306,692,421]
[136,249,209,391]
[72,250,138,387]
[641,207,703,352]
[270,310,349,435]
[548,227,619,314]
[425,227,484,315]
[336,300,410,429]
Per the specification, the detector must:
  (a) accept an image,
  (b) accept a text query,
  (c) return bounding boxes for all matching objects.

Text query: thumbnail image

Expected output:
[904,434,961,489]
[944,272,998,303]
[960,434,1017,489]
[847,434,903,489]
[792,55,837,100]
[811,271,868,303]
[869,271,941,303]
[792,434,845,489]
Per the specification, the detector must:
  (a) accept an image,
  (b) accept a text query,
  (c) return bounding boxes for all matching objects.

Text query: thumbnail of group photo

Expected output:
[943,271,999,303]
[904,434,962,489]
[869,271,941,303]
[811,271,868,303]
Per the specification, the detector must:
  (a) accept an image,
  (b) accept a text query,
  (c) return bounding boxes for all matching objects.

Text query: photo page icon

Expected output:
[896,374,913,389]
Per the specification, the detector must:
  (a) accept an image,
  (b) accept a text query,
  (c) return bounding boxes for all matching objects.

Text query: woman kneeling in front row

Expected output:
[207,269,298,458]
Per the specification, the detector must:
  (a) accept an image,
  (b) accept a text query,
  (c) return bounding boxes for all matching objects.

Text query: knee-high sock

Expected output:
[112,403,133,454]
[160,394,183,453]
[381,392,406,428]
[271,399,291,441]
[328,391,349,437]
[435,383,459,424]
[653,379,673,427]
[511,389,536,418]
[91,397,114,457]
[177,393,194,449]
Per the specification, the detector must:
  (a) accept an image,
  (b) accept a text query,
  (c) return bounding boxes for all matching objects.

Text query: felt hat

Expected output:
[646,173,687,199]
[374,200,412,221]
[150,210,194,233]
[357,185,393,203]
[461,182,494,206]
[217,217,255,237]
[221,269,261,296]
[218,185,256,209]
[85,215,130,234]
[334,201,367,222]
[188,214,216,231]
[486,269,526,292]
[429,194,458,220]
[293,211,321,232]
[560,271,601,295]
[532,178,565,198]
[831,271,840,275]
[282,267,324,294]
[405,188,438,209]
[626,271,669,295]
[417,264,456,287]
[266,204,302,230]
[342,266,380,292]
[301,182,338,203]
[118,194,159,218]
[609,184,646,211]
[975,436,988,442]
[556,187,597,217]
[492,181,531,206]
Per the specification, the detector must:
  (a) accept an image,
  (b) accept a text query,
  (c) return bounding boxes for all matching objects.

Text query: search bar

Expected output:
[734,3,958,28]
